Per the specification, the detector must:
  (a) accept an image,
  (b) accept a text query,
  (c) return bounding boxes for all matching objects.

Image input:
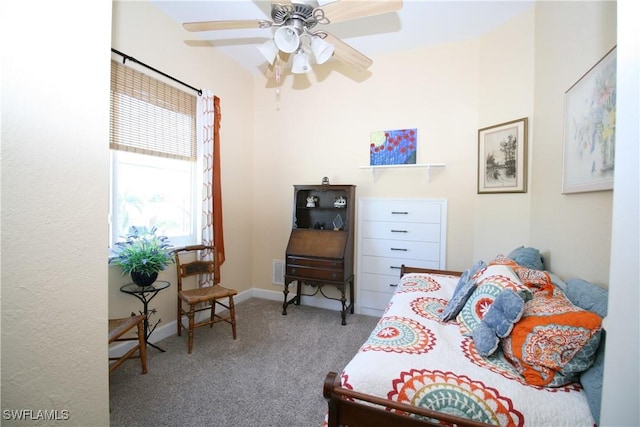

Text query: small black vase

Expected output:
[130,271,158,287]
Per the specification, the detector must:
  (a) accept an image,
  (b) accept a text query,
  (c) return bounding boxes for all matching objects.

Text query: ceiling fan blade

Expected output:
[323,32,372,70]
[182,19,272,32]
[320,0,403,24]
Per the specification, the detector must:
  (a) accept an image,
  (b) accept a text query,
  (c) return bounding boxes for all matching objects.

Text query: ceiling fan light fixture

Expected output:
[291,50,311,74]
[311,35,334,64]
[274,25,300,53]
[257,39,279,65]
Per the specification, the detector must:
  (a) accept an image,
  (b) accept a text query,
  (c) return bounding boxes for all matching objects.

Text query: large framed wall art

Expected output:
[477,118,528,194]
[562,46,617,194]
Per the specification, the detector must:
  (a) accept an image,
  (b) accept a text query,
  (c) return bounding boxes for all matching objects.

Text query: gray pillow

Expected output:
[565,278,608,318]
[580,330,606,425]
[440,260,486,322]
[507,246,544,270]
[564,277,608,424]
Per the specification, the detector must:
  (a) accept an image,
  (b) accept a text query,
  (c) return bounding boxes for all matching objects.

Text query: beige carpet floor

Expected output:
[109,297,379,427]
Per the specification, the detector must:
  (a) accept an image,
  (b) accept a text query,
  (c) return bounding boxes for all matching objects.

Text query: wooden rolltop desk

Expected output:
[282,184,356,324]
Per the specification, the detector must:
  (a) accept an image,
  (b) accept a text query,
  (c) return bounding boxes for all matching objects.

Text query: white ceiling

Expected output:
[149,0,535,76]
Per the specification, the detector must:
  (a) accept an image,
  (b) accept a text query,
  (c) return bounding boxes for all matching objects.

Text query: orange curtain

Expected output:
[213,96,225,283]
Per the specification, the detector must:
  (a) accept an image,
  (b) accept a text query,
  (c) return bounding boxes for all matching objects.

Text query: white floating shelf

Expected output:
[359,163,446,182]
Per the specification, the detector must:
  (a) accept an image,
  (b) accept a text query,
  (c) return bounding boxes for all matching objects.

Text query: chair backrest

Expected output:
[174,245,218,290]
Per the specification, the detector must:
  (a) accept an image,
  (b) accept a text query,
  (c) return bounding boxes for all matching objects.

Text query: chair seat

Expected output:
[109,315,145,343]
[178,284,237,305]
[108,315,147,374]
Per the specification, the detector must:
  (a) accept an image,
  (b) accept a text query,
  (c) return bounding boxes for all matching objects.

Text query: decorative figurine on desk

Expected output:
[333,196,347,208]
[322,176,330,185]
[332,214,344,231]
[306,196,317,208]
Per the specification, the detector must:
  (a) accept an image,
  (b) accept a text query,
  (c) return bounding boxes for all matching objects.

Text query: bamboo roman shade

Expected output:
[109,60,197,160]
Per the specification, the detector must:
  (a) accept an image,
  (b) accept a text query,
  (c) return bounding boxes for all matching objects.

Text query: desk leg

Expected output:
[282,279,299,315]
[282,279,353,325]
[349,277,355,314]
[295,280,302,306]
[338,284,348,326]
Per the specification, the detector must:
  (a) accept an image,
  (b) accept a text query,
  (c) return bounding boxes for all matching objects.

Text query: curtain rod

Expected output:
[111,48,202,96]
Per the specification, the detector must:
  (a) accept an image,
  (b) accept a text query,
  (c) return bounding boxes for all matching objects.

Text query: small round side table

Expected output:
[120,281,170,352]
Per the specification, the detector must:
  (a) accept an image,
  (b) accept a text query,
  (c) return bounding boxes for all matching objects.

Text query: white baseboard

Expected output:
[109,287,346,358]
[355,306,384,317]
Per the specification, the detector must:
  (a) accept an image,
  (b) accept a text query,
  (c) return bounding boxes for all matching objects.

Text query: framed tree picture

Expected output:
[477,117,528,194]
[562,46,616,194]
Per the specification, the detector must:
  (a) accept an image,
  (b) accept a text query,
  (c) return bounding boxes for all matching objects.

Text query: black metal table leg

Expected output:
[120,281,170,353]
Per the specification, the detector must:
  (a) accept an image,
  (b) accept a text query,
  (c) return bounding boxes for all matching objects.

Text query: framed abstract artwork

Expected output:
[369,128,417,166]
[477,118,528,194]
[562,46,616,194]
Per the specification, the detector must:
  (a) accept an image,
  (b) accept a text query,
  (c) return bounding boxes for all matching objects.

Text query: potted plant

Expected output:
[110,226,174,287]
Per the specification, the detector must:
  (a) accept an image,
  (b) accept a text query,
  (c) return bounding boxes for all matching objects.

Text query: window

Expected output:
[109,59,199,248]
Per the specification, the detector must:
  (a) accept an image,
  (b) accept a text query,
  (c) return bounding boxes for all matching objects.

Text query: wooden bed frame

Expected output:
[323,265,496,427]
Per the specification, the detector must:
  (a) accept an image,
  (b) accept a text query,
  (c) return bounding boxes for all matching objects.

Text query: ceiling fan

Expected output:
[182,0,403,83]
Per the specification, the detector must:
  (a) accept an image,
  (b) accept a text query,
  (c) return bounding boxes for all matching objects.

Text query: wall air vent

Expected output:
[272,259,285,285]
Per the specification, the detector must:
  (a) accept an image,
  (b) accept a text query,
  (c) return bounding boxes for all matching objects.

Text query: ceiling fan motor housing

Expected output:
[271,0,319,30]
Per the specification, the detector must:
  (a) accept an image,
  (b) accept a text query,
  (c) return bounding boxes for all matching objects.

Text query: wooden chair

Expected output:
[174,245,237,354]
[108,314,147,374]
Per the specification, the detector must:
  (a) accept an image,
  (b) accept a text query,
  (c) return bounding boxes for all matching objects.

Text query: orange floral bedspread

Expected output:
[333,272,595,427]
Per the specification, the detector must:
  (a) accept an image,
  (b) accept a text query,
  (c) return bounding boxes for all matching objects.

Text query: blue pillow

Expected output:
[580,330,606,425]
[440,261,486,322]
[565,278,608,318]
[564,277,608,424]
[472,289,525,356]
[472,322,499,356]
[507,246,544,270]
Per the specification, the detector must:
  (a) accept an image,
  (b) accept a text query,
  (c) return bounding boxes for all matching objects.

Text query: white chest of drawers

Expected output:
[356,198,447,316]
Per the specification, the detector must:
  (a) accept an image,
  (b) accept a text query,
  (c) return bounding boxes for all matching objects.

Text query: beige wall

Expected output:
[531,1,616,283]
[474,10,535,260]
[1,0,112,425]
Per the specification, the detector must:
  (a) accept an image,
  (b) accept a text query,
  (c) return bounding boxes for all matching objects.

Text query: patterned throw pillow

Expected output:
[502,286,603,387]
[489,255,553,291]
[440,260,486,322]
[456,264,531,336]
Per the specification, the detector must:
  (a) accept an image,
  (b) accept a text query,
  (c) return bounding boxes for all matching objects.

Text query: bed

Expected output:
[323,249,607,427]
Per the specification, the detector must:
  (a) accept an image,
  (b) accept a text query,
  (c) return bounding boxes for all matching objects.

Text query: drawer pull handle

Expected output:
[390,248,408,251]
[391,211,408,215]
[390,266,401,270]
[390,229,408,233]
[389,283,398,287]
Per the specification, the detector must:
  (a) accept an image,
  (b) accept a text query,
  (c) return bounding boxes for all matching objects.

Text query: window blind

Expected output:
[110,60,197,161]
